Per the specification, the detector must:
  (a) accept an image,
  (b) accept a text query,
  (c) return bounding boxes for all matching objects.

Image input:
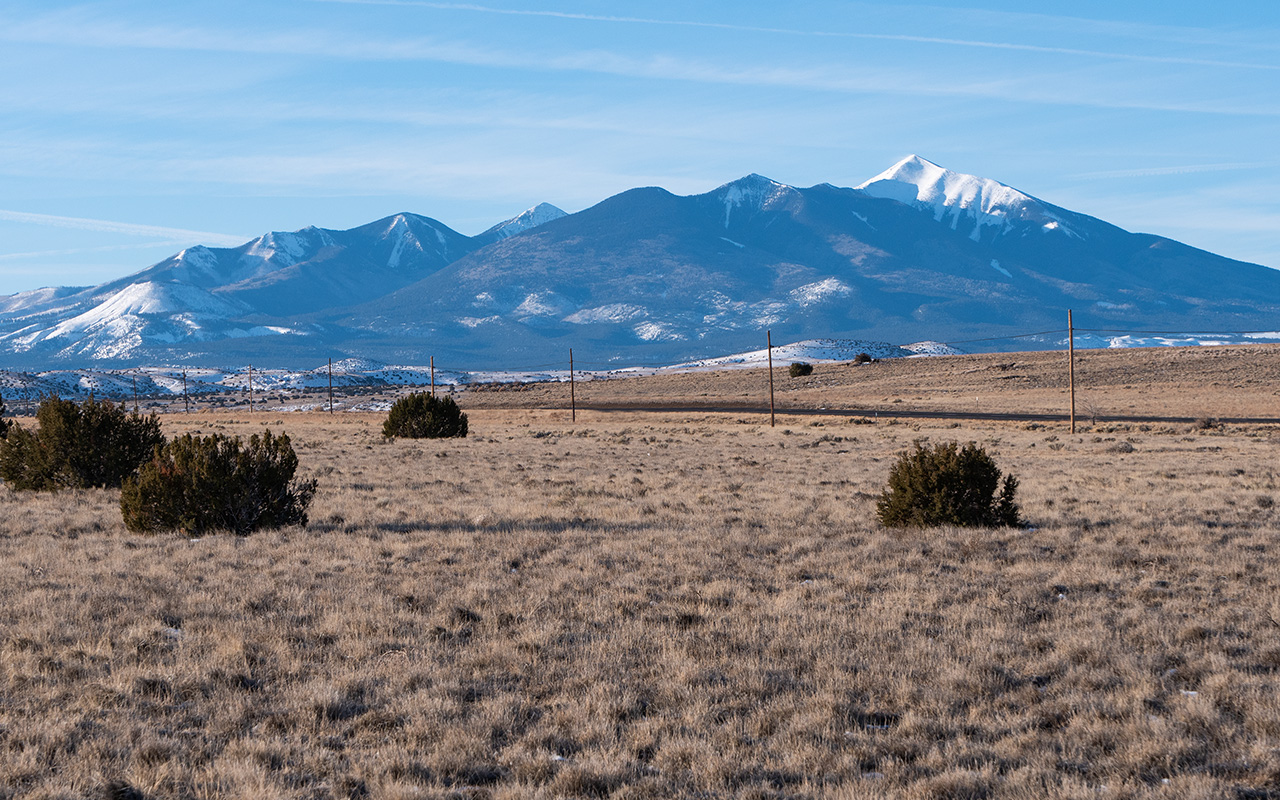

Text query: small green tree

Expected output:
[0,395,164,490]
[789,362,813,377]
[121,429,317,535]
[383,393,468,439]
[876,440,1022,528]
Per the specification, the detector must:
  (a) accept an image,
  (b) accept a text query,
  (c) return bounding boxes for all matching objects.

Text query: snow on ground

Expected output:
[902,341,964,356]
[563,304,648,324]
[0,333,1268,405]
[665,339,915,369]
[790,279,853,306]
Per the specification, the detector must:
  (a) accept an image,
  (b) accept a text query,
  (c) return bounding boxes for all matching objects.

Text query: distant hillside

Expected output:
[0,157,1276,369]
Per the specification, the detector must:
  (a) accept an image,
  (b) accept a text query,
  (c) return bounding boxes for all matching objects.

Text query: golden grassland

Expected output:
[3,346,1280,799]
[460,343,1280,421]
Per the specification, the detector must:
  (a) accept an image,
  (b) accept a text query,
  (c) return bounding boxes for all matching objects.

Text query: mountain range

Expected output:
[2,155,1277,370]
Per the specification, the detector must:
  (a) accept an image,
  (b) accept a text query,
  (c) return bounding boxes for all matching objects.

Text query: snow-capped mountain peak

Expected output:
[716,174,798,227]
[481,202,568,241]
[245,230,306,266]
[856,155,1078,241]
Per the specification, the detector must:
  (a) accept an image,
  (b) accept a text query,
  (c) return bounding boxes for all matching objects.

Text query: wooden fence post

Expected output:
[767,330,775,428]
[570,348,576,423]
[1068,310,1076,434]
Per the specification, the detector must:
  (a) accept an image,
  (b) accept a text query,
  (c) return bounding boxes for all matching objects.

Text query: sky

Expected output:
[0,0,1278,294]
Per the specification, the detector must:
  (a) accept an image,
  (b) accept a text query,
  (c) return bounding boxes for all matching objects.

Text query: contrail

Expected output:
[309,0,1280,72]
[0,209,247,247]
[0,241,200,261]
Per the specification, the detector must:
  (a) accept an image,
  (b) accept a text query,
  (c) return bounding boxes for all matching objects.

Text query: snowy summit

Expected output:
[855,155,1080,241]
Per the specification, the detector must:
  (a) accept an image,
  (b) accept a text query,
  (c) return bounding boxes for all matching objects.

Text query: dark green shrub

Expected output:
[876,440,1022,528]
[853,353,873,364]
[0,393,10,439]
[788,362,813,378]
[383,393,468,439]
[0,395,164,490]
[121,429,317,535]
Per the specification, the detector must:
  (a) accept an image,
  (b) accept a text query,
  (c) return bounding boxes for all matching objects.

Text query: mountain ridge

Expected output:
[0,161,1276,370]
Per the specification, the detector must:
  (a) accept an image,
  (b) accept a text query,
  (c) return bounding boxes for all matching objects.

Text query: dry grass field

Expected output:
[460,343,1280,422]
[3,346,1280,799]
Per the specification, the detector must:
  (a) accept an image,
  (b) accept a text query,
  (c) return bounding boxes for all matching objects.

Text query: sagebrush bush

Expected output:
[121,429,317,535]
[788,362,813,378]
[876,440,1022,528]
[0,395,164,490]
[853,353,873,364]
[383,392,468,439]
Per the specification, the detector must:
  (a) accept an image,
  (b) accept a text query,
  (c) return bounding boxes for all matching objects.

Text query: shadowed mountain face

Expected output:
[1,157,1277,369]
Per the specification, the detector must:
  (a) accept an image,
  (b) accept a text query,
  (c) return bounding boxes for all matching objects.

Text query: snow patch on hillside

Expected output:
[245,231,309,266]
[175,245,220,276]
[902,341,964,356]
[791,278,853,306]
[718,174,796,228]
[564,304,647,324]
[673,339,914,369]
[0,285,87,316]
[41,282,246,339]
[634,322,683,342]
[515,291,573,318]
[384,216,424,268]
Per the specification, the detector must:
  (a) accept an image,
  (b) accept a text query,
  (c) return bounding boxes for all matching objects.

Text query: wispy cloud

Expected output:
[0,210,247,246]
[1071,162,1278,180]
[0,241,200,261]
[1,8,1276,117]
[939,6,1280,52]
[308,0,1280,71]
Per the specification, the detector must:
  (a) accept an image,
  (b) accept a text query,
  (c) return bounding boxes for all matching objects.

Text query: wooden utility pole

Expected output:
[248,365,254,413]
[1068,309,1076,434]
[767,330,776,428]
[569,348,576,423]
[328,358,334,414]
[430,356,436,398]
[182,370,189,413]
[132,375,138,413]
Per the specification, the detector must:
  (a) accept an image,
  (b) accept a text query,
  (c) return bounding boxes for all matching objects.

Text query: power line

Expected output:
[1074,327,1276,336]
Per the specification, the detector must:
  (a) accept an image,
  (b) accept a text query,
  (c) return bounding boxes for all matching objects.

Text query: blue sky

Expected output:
[1,0,1277,294]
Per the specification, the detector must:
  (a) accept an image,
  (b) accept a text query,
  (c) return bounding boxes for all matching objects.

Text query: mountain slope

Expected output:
[0,160,1275,369]
[0,205,563,365]
[474,202,567,246]
[325,162,1280,366]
